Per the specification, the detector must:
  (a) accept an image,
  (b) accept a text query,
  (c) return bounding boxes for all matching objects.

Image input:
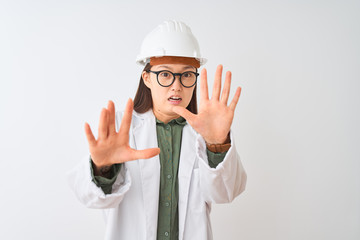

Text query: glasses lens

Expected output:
[181,72,197,87]
[157,71,174,86]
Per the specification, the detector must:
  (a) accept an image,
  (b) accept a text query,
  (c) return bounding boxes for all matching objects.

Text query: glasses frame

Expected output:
[147,70,199,88]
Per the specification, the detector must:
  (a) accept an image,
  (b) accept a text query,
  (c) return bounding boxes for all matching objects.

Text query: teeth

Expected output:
[170,97,181,100]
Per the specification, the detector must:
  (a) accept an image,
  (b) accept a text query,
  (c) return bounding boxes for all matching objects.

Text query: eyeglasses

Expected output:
[147,70,199,88]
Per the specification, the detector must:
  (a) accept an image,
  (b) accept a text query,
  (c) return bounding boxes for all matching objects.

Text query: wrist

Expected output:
[91,159,113,177]
[205,133,231,153]
[205,132,231,145]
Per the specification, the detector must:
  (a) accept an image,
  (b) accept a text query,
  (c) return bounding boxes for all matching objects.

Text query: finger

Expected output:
[229,87,242,111]
[220,71,232,104]
[98,108,109,140]
[172,106,196,124]
[211,65,223,101]
[107,100,116,135]
[128,147,161,161]
[84,122,96,146]
[200,68,209,101]
[118,98,133,136]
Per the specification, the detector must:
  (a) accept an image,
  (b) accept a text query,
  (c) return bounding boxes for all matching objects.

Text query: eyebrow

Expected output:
[156,65,196,71]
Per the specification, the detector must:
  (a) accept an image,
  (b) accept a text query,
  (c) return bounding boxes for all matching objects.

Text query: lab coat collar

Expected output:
[178,123,197,239]
[133,110,160,239]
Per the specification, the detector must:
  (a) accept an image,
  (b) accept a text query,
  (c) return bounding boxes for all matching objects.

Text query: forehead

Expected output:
[151,64,196,71]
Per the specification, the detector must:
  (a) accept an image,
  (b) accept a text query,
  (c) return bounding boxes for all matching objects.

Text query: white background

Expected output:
[0,0,359,239]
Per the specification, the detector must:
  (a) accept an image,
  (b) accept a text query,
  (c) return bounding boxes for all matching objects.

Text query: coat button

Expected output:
[165,232,169,236]
[167,174,172,179]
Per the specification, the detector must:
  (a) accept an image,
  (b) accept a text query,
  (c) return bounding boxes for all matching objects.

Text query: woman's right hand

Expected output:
[84,99,160,171]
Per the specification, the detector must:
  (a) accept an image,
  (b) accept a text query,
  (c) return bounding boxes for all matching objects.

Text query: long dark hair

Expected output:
[133,63,198,114]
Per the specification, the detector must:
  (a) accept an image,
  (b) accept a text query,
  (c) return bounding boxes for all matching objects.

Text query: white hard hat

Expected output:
[136,20,207,66]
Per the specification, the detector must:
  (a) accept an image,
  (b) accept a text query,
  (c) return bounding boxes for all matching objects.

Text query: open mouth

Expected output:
[168,97,182,101]
[168,96,182,104]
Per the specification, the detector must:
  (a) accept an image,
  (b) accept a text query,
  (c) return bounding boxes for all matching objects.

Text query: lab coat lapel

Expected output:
[133,111,160,240]
[178,124,197,239]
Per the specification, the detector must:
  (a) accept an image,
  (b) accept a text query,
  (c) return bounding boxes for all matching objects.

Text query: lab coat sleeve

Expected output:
[196,130,247,204]
[67,155,131,209]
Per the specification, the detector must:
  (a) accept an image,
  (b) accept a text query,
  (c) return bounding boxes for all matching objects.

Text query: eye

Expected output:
[160,71,171,78]
[182,72,194,78]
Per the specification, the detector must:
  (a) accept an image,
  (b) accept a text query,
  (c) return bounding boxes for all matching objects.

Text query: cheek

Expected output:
[151,87,167,103]
[185,88,195,101]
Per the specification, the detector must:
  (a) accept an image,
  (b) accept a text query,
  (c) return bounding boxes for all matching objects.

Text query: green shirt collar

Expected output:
[156,116,187,126]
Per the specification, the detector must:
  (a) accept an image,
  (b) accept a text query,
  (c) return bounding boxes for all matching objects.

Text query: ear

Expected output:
[142,71,152,89]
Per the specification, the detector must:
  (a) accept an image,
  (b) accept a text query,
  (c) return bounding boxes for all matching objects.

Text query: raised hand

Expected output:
[173,65,241,144]
[85,99,160,169]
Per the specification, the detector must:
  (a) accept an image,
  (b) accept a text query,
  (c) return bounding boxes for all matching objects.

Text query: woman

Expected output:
[68,20,247,240]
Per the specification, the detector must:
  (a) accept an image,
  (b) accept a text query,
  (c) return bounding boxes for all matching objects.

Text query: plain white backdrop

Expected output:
[0,0,359,239]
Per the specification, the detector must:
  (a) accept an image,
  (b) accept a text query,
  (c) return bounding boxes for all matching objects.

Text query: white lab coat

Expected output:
[67,110,246,240]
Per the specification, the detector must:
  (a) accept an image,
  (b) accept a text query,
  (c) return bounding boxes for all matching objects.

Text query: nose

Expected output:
[171,75,182,91]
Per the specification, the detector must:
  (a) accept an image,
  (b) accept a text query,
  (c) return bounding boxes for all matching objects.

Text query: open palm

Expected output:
[85,99,160,168]
[173,65,241,144]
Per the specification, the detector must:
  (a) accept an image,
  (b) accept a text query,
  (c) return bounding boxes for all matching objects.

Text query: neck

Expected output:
[152,108,179,124]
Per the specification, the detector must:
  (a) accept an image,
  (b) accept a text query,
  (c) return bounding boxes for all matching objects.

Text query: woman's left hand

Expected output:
[173,65,241,144]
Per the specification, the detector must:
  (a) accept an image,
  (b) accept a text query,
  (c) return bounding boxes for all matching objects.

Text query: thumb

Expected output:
[172,106,196,124]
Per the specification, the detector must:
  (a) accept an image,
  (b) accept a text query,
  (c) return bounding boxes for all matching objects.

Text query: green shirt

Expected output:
[90,117,227,240]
